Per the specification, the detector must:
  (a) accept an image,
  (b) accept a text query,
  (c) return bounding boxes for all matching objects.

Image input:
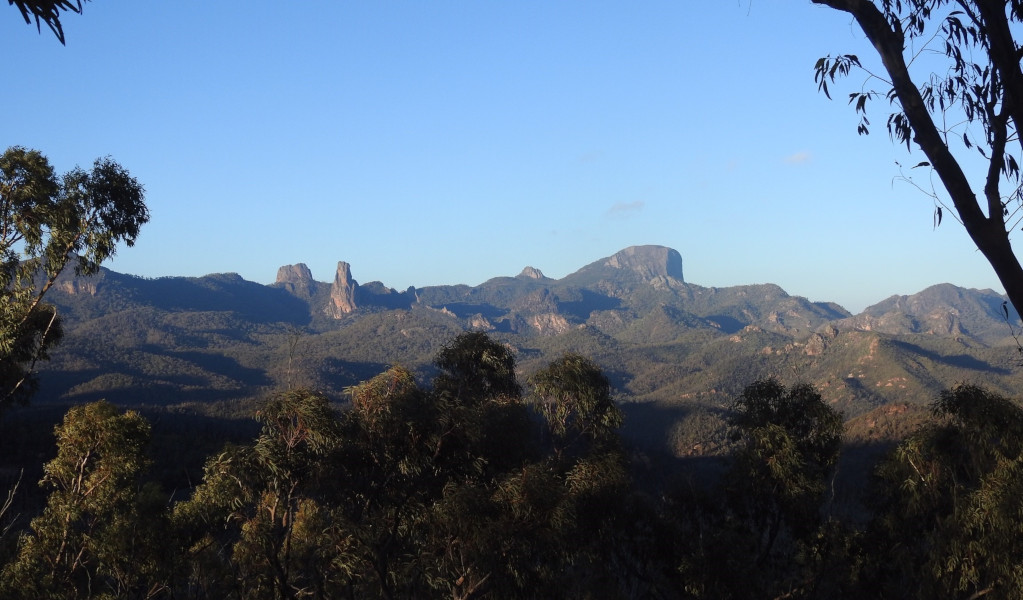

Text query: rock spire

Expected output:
[326,261,358,317]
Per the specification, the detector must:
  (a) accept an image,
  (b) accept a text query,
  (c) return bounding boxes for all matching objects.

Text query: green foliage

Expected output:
[0,147,147,411]
[16,322,1023,598]
[812,0,1023,315]
[711,379,845,597]
[726,379,843,530]
[0,304,63,409]
[867,384,1023,599]
[422,464,569,599]
[0,401,169,599]
[173,389,345,600]
[161,333,654,598]
[433,330,521,405]
[531,352,623,458]
[728,379,844,483]
[254,388,341,477]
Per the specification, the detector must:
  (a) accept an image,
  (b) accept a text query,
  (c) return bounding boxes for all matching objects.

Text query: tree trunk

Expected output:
[811,0,1023,317]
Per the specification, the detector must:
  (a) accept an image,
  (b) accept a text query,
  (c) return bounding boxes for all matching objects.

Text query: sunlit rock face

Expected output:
[326,261,358,317]
[512,288,559,314]
[276,263,315,297]
[529,312,571,335]
[517,266,547,280]
[604,245,685,283]
[57,279,98,296]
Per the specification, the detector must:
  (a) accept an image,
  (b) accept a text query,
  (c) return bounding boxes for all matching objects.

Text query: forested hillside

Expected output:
[3,331,1023,598]
[28,246,1023,459]
[7,0,1023,594]
[0,246,1020,597]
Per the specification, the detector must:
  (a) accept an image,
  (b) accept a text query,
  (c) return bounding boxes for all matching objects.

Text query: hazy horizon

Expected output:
[2,1,1006,315]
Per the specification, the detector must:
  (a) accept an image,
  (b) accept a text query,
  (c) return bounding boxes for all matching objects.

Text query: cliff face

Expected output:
[510,288,568,335]
[276,263,315,298]
[326,262,358,317]
[604,246,685,282]
[57,279,99,296]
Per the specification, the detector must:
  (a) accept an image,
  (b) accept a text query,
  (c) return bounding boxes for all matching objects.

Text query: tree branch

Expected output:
[812,0,1023,315]
[973,0,1023,154]
[985,104,1010,227]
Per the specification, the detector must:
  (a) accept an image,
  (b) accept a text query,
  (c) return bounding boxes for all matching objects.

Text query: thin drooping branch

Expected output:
[973,0,1023,150]
[812,0,1023,316]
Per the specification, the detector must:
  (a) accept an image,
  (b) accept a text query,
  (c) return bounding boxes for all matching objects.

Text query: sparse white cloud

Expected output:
[784,151,812,165]
[605,200,645,219]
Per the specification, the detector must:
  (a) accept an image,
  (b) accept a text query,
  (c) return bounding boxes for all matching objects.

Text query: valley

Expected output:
[31,245,1022,457]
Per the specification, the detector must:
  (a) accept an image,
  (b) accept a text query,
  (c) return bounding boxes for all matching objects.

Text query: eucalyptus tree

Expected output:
[167,333,642,599]
[866,384,1023,599]
[0,401,169,599]
[709,379,845,599]
[173,389,347,600]
[530,352,623,461]
[812,0,1023,315]
[0,147,147,412]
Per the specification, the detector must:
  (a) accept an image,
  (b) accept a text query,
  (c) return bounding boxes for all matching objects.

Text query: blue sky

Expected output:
[1,1,1005,313]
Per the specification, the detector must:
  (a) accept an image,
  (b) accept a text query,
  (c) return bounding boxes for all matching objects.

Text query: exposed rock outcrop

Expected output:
[517,266,547,280]
[326,261,358,317]
[604,245,685,282]
[529,313,572,335]
[276,263,315,297]
[57,278,98,296]
[468,314,495,330]
[804,332,830,356]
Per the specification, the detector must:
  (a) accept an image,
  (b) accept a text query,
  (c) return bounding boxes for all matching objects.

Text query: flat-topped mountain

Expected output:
[576,245,686,284]
[33,245,1022,455]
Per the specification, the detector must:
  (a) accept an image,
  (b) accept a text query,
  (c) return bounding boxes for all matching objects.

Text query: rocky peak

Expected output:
[604,245,684,282]
[326,261,358,317]
[276,263,315,297]
[517,266,547,280]
[276,263,313,284]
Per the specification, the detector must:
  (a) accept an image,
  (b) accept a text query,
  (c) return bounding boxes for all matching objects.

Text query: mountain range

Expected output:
[32,245,1023,456]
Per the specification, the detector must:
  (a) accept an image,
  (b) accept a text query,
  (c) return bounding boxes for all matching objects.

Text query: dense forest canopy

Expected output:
[5,2,1023,597]
[1,332,1022,598]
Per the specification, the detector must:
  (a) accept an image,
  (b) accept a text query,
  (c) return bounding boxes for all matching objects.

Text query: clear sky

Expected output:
[1,1,1006,313]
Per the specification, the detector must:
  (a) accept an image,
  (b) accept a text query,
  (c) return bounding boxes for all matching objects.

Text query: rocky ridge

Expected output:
[36,244,1022,431]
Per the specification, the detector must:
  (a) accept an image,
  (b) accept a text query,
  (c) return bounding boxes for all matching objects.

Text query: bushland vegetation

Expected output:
[1,331,1021,599]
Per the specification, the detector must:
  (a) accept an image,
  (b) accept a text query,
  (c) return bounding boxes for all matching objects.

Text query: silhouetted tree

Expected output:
[714,379,844,598]
[173,389,346,599]
[8,0,87,44]
[812,0,1023,315]
[530,352,623,461]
